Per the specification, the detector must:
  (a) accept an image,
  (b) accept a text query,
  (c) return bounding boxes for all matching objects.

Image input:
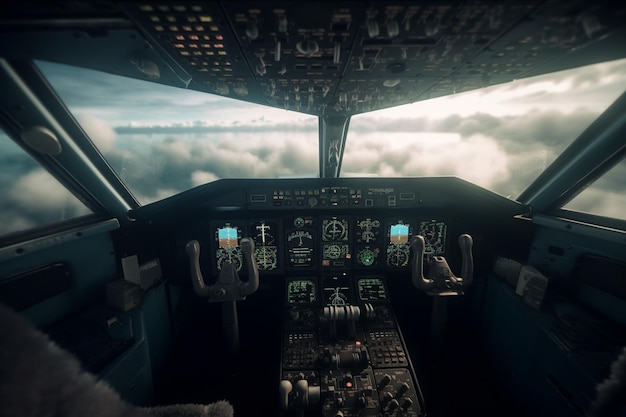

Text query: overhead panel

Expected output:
[3,1,626,117]
[220,2,360,115]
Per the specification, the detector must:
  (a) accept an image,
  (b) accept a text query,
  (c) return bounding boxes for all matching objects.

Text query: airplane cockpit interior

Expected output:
[1,1,626,416]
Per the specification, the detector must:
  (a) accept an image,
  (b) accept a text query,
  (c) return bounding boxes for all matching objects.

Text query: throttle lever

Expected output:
[410,234,473,295]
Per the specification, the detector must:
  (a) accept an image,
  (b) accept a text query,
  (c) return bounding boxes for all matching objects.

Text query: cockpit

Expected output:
[1,2,626,417]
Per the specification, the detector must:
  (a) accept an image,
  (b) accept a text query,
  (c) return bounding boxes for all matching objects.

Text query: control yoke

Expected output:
[185,238,259,354]
[410,234,473,296]
[185,238,259,302]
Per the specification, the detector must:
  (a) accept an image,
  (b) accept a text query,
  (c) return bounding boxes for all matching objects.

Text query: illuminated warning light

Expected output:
[355,340,362,346]
[345,381,353,388]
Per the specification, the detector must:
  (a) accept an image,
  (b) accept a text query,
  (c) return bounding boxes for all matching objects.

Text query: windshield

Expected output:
[344,58,626,200]
[37,60,319,205]
[37,58,626,206]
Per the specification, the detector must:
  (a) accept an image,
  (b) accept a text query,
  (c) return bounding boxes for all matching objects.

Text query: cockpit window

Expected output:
[563,157,626,221]
[343,58,626,200]
[0,129,93,236]
[36,61,318,205]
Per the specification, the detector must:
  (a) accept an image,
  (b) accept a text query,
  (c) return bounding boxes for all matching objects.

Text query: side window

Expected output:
[563,158,626,221]
[0,129,93,237]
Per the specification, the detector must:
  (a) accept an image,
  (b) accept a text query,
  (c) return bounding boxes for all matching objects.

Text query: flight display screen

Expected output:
[357,277,387,301]
[286,217,316,268]
[286,279,317,304]
[214,223,243,271]
[386,221,413,268]
[251,220,279,271]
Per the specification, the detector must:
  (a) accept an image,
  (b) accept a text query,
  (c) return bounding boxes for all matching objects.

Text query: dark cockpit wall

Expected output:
[1,2,626,417]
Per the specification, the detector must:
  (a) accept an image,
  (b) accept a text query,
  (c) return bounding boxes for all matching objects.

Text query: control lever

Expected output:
[186,238,259,301]
[279,380,292,411]
[278,378,320,416]
[410,234,473,295]
[410,234,473,353]
[185,238,259,353]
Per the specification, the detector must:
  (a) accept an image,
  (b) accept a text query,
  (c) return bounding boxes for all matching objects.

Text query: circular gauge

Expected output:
[361,230,375,243]
[357,248,377,267]
[254,246,278,270]
[356,218,381,243]
[217,247,243,271]
[387,245,409,267]
[323,244,343,259]
[294,217,305,228]
[323,219,347,241]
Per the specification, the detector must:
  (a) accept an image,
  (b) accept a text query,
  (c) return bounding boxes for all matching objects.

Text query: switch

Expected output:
[378,374,392,388]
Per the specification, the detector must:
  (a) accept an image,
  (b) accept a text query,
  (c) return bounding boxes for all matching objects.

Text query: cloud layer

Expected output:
[2,57,625,237]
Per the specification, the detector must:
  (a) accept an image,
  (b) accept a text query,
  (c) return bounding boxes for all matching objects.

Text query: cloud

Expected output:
[346,107,612,200]
[191,170,219,187]
[75,113,117,152]
[0,167,92,235]
[343,132,510,192]
[9,169,90,214]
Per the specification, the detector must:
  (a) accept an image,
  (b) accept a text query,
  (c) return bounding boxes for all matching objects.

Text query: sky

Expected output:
[1,57,626,235]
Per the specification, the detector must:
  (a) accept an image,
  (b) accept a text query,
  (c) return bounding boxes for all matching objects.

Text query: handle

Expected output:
[410,234,474,294]
[185,238,259,301]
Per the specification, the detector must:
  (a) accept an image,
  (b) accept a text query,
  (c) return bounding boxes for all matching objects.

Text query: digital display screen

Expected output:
[323,276,352,306]
[251,221,278,271]
[418,220,447,261]
[356,218,381,244]
[286,217,316,268]
[287,279,317,304]
[389,224,409,244]
[322,217,349,241]
[214,223,243,271]
[218,226,239,248]
[386,221,413,268]
[357,277,387,301]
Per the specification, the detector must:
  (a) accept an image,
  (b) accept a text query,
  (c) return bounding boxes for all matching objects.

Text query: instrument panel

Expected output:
[208,215,449,275]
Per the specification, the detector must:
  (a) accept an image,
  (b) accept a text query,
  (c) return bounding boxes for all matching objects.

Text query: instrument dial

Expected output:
[418,220,447,258]
[254,246,278,270]
[216,247,243,271]
[387,244,410,267]
[323,244,344,260]
[214,223,243,271]
[357,247,378,267]
[322,218,348,241]
[356,218,381,243]
[251,221,278,271]
[287,229,315,267]
[327,287,349,306]
[253,221,276,246]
